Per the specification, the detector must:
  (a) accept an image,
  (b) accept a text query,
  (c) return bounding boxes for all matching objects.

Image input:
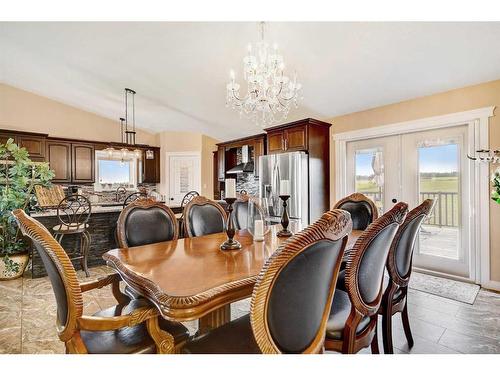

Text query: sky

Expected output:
[355,144,459,176]
[98,160,131,183]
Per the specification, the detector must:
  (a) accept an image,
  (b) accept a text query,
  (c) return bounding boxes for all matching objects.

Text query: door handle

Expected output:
[170,197,174,201]
[392,198,398,204]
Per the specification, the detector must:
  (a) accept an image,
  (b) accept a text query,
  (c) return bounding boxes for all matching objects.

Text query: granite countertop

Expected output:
[31,205,124,217]
[31,201,179,218]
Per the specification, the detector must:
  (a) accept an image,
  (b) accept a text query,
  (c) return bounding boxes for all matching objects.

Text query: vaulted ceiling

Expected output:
[1,22,500,140]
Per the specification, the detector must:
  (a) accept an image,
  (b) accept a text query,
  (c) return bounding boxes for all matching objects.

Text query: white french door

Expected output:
[345,125,473,280]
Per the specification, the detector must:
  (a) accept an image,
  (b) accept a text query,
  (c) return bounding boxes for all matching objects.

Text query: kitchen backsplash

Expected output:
[56,183,160,203]
[235,147,259,196]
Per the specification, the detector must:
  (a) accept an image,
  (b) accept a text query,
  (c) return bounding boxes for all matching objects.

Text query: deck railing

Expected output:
[357,190,459,227]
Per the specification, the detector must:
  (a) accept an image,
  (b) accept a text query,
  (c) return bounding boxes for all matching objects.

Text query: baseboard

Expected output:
[481,280,500,292]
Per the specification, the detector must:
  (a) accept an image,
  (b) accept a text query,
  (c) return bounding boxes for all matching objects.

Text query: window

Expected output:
[94,151,138,190]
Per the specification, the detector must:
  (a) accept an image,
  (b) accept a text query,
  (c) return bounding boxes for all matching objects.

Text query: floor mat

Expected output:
[409,272,480,304]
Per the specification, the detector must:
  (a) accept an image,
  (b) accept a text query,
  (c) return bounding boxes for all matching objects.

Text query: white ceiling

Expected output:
[1,22,500,140]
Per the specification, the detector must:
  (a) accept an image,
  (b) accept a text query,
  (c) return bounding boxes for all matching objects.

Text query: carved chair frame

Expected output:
[13,209,178,354]
[183,196,227,238]
[333,192,379,223]
[117,198,179,248]
[324,202,408,354]
[250,209,352,354]
[378,199,434,354]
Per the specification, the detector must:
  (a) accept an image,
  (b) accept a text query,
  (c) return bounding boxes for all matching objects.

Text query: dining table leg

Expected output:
[197,304,231,335]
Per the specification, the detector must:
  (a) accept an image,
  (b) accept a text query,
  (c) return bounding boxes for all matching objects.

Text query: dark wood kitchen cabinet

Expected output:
[46,140,72,183]
[265,122,308,153]
[143,147,160,183]
[71,142,95,183]
[18,135,46,160]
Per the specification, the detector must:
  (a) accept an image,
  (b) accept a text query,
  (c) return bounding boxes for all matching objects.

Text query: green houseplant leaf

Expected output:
[0,138,55,273]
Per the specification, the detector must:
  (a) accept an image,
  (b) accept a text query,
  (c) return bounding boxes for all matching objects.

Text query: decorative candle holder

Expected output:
[277,195,293,238]
[220,197,242,251]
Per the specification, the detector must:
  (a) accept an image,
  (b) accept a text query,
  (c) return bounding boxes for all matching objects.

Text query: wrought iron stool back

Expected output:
[53,194,92,277]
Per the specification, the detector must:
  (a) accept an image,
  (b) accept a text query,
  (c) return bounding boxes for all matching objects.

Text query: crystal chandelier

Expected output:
[226,22,302,127]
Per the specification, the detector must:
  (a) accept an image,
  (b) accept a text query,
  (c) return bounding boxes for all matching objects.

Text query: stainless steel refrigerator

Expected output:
[259,152,309,227]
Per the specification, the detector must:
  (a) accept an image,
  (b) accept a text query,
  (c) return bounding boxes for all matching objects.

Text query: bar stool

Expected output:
[52,194,92,277]
[178,190,199,238]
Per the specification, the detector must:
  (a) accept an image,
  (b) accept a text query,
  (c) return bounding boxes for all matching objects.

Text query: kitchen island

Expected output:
[29,204,182,278]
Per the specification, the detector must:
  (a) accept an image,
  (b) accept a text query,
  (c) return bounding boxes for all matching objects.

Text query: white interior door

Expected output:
[345,125,473,280]
[167,153,201,206]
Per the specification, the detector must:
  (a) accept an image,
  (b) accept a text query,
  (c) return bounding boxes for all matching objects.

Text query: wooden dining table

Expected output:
[103,224,362,351]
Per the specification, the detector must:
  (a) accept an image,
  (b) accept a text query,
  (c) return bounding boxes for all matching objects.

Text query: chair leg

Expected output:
[371,322,380,354]
[401,299,414,348]
[382,305,394,354]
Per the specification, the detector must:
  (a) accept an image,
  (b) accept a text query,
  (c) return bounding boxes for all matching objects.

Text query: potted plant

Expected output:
[492,167,500,205]
[0,138,54,280]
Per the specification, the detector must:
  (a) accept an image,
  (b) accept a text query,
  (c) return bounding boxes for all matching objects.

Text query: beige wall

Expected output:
[0,83,158,145]
[329,79,500,282]
[157,131,219,199]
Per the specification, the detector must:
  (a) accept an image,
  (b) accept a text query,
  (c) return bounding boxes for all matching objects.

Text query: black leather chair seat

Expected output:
[335,270,403,301]
[80,299,189,354]
[52,223,89,234]
[326,290,371,340]
[182,314,261,354]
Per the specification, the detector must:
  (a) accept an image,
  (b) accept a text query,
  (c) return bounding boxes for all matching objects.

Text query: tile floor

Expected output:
[1,265,499,354]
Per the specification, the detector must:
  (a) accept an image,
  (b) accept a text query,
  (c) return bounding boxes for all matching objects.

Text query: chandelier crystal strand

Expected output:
[226,22,302,127]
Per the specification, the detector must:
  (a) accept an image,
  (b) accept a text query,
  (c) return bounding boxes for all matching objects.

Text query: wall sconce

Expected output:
[145,150,154,159]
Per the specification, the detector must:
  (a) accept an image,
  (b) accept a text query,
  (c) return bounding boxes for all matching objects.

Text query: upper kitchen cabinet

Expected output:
[0,130,47,161]
[264,119,327,154]
[18,135,46,161]
[71,142,95,183]
[46,140,72,183]
[143,147,160,183]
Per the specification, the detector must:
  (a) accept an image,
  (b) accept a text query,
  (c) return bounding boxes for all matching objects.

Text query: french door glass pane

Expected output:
[354,148,384,215]
[418,143,460,259]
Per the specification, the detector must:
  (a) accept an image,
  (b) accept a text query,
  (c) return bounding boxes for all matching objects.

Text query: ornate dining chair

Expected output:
[13,209,189,354]
[178,191,200,238]
[52,194,92,277]
[333,193,379,230]
[117,198,178,248]
[122,191,148,208]
[323,202,408,354]
[117,198,179,300]
[378,199,434,354]
[181,209,352,353]
[183,196,227,238]
[233,193,250,230]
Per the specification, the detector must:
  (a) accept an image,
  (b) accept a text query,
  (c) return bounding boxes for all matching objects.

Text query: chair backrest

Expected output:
[333,193,378,230]
[13,209,82,343]
[117,198,178,247]
[387,199,434,286]
[56,194,91,229]
[122,192,148,208]
[183,196,227,238]
[250,209,352,354]
[344,202,408,316]
[233,194,250,230]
